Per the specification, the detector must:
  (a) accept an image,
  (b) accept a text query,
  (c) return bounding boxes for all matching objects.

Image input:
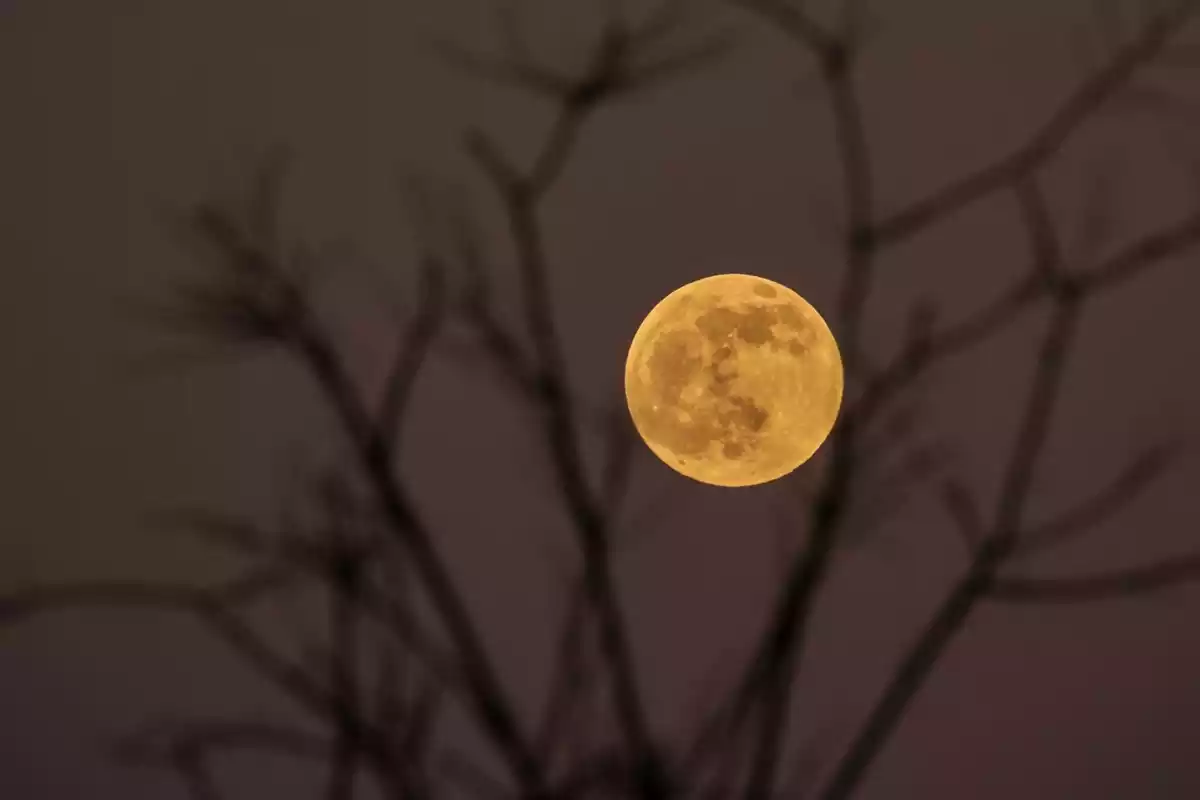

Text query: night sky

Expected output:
[3,0,1200,798]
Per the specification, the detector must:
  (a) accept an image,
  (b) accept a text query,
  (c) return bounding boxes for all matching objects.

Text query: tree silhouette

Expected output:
[4,1,1200,799]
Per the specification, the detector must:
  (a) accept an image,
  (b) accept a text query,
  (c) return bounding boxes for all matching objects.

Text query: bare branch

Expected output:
[465,128,523,195]
[430,39,574,100]
[526,109,591,201]
[0,580,199,626]
[990,553,1200,603]
[730,15,881,800]
[599,400,640,509]
[460,6,733,197]
[1013,176,1064,281]
[727,0,837,57]
[0,578,332,717]
[534,581,594,768]
[378,258,449,454]
[116,718,329,765]
[399,679,444,763]
[898,297,937,367]
[873,1,1198,245]
[940,480,986,553]
[324,538,365,800]
[156,508,292,560]
[68,3,1200,799]
[844,440,954,545]
[818,552,996,800]
[1081,210,1200,291]
[439,750,513,800]
[820,296,1084,800]
[613,30,739,99]
[175,757,224,800]
[1017,443,1180,556]
[683,11,1200,798]
[821,175,1200,799]
[442,190,541,397]
[299,294,547,799]
[158,508,371,584]
[454,10,743,794]
[0,569,290,626]
[629,0,690,48]
[117,717,328,800]
[855,270,1043,421]
[160,166,550,795]
[157,505,457,691]
[1067,162,1120,265]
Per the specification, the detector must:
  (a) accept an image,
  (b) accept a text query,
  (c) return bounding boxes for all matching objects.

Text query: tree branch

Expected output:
[379,258,448,457]
[989,553,1200,603]
[1013,176,1064,280]
[940,480,986,554]
[818,293,1084,800]
[117,718,329,800]
[0,577,332,718]
[1081,209,1200,290]
[1016,442,1180,556]
[740,27,876,800]
[872,1,1197,246]
[728,0,837,57]
[324,538,365,800]
[490,110,664,800]
[286,302,548,798]
[170,176,548,797]
[456,9,730,794]
[159,507,461,693]
[116,718,329,765]
[819,170,1200,794]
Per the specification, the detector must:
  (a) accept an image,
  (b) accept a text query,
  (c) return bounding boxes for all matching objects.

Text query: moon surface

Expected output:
[624,274,843,487]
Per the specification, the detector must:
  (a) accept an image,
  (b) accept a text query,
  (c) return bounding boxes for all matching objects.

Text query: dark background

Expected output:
[2,0,1200,797]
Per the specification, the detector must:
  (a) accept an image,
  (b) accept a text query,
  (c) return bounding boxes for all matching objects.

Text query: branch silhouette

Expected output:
[4,2,1200,800]
[990,553,1200,602]
[819,163,1200,800]
[871,0,1199,246]
[114,719,329,800]
[705,3,1200,798]
[448,4,733,797]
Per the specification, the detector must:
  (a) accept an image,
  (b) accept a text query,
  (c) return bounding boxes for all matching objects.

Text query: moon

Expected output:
[624,273,843,487]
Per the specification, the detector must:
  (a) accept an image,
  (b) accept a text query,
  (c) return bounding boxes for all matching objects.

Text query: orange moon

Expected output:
[624,274,843,487]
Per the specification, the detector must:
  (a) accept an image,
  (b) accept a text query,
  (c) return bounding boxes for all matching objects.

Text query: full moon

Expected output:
[624,273,843,487]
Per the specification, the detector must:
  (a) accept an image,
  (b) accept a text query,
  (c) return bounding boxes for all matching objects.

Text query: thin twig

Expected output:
[159,507,460,691]
[1014,176,1064,280]
[0,578,333,717]
[940,480,986,554]
[1082,210,1200,290]
[1016,442,1180,557]
[990,553,1200,602]
[116,719,330,764]
[534,580,594,769]
[378,259,448,456]
[728,0,837,56]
